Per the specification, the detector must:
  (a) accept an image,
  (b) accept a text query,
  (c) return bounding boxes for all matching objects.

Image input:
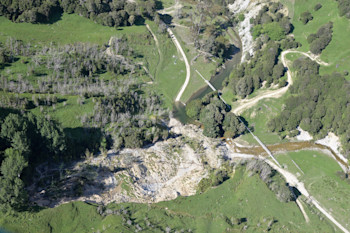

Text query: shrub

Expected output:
[307,33,317,44]
[300,11,313,24]
[262,22,286,41]
[186,99,202,119]
[308,22,333,54]
[314,3,322,11]
[337,0,350,18]
[197,169,230,193]
[278,79,288,88]
[252,25,263,39]
[238,13,245,22]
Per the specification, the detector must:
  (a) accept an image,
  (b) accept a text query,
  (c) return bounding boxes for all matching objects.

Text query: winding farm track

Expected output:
[167,27,191,102]
[228,50,350,232]
[107,3,347,230]
[265,159,349,233]
[146,24,162,80]
[146,24,161,59]
[158,0,182,15]
[157,3,346,229]
[157,0,190,103]
[232,50,330,115]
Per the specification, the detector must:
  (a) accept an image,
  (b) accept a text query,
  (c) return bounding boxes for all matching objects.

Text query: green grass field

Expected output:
[172,26,219,103]
[280,0,295,18]
[0,166,336,232]
[0,13,148,46]
[234,93,291,146]
[276,150,350,228]
[146,22,187,107]
[286,0,350,76]
[0,17,164,128]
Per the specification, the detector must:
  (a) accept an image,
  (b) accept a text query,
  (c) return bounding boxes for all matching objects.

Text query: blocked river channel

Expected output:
[171,29,350,173]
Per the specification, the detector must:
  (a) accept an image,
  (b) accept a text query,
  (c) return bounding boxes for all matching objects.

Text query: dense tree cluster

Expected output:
[85,91,169,149]
[186,92,246,138]
[268,57,350,157]
[187,0,236,59]
[299,11,313,25]
[222,3,297,101]
[0,112,66,162]
[307,22,333,54]
[0,27,171,210]
[225,40,288,98]
[251,3,293,41]
[337,0,350,18]
[0,148,28,212]
[0,0,158,26]
[0,110,66,211]
[59,0,157,27]
[0,0,61,23]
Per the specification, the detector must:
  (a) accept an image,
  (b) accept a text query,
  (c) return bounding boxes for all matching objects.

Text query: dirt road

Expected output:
[265,158,349,233]
[166,28,190,103]
[232,50,330,115]
[158,0,182,15]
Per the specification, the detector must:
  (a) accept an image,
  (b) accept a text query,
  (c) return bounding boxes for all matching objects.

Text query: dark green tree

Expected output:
[0,148,28,212]
[186,99,202,120]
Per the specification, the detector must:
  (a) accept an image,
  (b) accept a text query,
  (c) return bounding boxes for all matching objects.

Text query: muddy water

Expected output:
[170,29,349,172]
[172,29,242,124]
[231,141,349,171]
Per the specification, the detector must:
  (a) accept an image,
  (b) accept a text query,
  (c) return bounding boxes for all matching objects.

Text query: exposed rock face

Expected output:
[296,126,313,141]
[31,119,234,207]
[93,119,227,204]
[228,0,268,62]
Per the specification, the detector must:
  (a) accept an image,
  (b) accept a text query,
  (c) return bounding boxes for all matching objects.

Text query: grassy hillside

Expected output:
[0,13,147,46]
[276,150,350,228]
[285,0,350,76]
[0,15,163,129]
[0,167,337,232]
[147,22,187,107]
[236,94,291,146]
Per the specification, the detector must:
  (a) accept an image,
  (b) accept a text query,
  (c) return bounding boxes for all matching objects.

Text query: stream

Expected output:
[170,27,349,172]
[172,29,242,124]
[231,141,349,171]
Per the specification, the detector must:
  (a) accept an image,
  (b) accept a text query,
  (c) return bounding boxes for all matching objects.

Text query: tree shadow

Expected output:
[155,0,164,10]
[64,127,103,159]
[160,14,173,25]
[290,186,302,199]
[29,159,130,208]
[238,116,249,126]
[134,16,145,26]
[223,44,241,60]
[45,8,63,24]
[20,204,46,213]
[0,107,21,120]
[289,23,295,34]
